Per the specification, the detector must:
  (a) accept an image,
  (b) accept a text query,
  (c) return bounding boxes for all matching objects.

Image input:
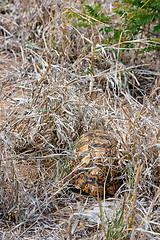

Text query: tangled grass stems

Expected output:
[0,0,159,239]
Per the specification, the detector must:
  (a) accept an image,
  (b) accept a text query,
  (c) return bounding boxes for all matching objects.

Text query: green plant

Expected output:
[67,1,160,55]
[114,0,160,53]
[67,3,111,28]
[58,143,73,180]
[105,209,126,240]
[115,0,160,37]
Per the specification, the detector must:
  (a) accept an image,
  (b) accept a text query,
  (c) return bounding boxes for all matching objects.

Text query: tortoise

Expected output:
[70,129,122,197]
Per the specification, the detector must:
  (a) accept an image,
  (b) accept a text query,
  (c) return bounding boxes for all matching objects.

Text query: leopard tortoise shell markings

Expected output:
[70,130,122,197]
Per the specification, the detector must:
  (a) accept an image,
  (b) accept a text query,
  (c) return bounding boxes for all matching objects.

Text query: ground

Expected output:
[0,1,160,239]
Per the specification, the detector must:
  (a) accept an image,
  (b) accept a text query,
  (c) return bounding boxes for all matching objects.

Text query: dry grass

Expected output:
[0,0,160,239]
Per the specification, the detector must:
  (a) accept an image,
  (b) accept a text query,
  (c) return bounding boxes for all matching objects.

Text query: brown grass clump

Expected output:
[0,0,160,239]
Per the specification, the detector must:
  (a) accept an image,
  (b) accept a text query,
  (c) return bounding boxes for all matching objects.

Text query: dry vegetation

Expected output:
[0,0,160,239]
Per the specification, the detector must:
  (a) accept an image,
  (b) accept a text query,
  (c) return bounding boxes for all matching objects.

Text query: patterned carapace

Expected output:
[70,129,122,197]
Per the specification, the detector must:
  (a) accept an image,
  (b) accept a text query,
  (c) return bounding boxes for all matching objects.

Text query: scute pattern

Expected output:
[70,130,122,197]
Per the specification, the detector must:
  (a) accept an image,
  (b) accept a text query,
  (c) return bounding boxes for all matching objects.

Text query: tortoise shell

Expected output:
[70,130,122,197]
